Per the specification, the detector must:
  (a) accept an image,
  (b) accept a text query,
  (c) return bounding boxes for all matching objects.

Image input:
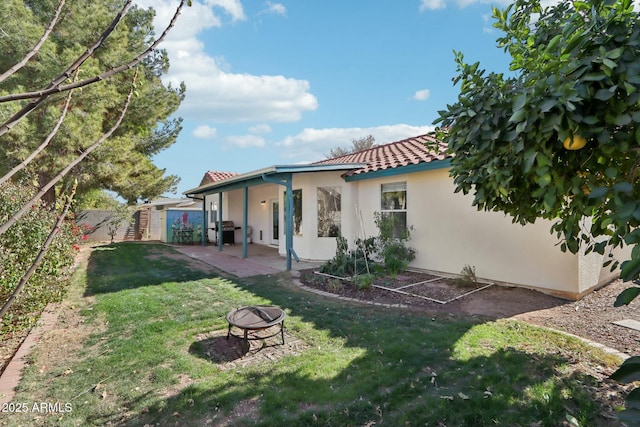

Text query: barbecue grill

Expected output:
[211,220,237,245]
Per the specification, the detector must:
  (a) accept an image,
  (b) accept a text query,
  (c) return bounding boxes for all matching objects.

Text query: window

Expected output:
[380,182,407,238]
[284,189,303,236]
[317,187,341,237]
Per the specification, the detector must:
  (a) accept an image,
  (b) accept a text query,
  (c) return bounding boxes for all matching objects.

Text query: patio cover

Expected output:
[183,163,365,270]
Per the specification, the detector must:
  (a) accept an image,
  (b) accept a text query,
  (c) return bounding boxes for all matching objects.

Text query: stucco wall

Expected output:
[194,167,628,297]
[203,184,280,246]
[353,169,584,296]
[288,172,358,260]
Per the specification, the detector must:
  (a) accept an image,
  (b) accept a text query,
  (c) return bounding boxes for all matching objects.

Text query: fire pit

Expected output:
[226,305,286,345]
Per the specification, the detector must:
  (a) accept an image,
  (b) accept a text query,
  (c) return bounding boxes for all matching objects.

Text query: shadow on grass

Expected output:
[76,244,617,427]
[121,276,613,426]
[84,242,220,296]
[189,335,250,364]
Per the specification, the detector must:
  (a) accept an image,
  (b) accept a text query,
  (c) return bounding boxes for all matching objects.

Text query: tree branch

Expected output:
[0,0,134,138]
[0,71,78,186]
[0,0,66,84]
[0,0,187,141]
[0,72,137,237]
[0,183,76,319]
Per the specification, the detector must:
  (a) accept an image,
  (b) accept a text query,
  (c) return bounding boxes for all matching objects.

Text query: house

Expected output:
[184,134,628,299]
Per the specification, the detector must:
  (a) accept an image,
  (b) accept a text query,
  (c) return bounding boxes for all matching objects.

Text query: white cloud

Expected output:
[277,124,436,162]
[227,134,266,148]
[419,0,446,10]
[193,125,218,138]
[249,124,272,134]
[419,0,511,10]
[135,0,318,123]
[207,0,246,21]
[412,89,431,101]
[263,1,286,16]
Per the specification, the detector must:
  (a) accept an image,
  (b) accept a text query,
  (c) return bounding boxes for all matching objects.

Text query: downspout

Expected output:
[261,173,299,270]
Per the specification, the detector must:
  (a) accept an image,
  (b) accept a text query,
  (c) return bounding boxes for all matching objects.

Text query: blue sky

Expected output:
[136,0,518,195]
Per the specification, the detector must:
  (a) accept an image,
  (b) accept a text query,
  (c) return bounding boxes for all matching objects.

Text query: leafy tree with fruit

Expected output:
[435,0,640,422]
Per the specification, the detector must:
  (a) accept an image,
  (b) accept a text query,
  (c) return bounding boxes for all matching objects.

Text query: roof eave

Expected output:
[344,158,452,182]
[184,163,368,195]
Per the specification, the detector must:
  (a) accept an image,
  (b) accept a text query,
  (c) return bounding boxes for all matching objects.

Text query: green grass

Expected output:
[4,243,623,427]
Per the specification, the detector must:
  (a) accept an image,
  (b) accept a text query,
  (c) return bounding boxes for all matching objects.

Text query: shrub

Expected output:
[452,265,478,287]
[0,181,80,336]
[319,236,377,278]
[373,212,416,277]
[326,279,343,293]
[356,273,375,291]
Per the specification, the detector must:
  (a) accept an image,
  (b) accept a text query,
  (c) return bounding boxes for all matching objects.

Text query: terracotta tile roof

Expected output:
[314,133,449,177]
[200,171,239,186]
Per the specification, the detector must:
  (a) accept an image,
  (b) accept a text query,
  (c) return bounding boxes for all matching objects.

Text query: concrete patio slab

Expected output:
[169,243,322,277]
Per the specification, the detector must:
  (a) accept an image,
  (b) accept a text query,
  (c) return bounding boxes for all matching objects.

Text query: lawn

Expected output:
[3,243,624,426]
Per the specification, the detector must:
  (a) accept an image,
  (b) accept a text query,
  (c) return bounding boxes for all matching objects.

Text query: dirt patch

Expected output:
[0,247,96,379]
[299,269,640,357]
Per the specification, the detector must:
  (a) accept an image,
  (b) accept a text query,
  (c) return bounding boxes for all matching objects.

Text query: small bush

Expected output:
[326,279,343,293]
[374,212,416,277]
[0,181,80,336]
[320,236,376,278]
[452,265,478,287]
[356,274,375,291]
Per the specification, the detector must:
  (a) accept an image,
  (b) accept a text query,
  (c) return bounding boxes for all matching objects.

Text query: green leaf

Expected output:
[583,72,606,81]
[509,108,527,123]
[544,190,556,209]
[523,149,537,173]
[605,167,618,179]
[616,114,632,126]
[624,82,637,95]
[613,181,634,193]
[513,93,527,112]
[616,407,640,425]
[536,153,552,167]
[588,187,609,199]
[618,202,637,220]
[565,413,580,427]
[602,57,618,69]
[625,387,640,409]
[614,287,640,306]
[611,356,640,382]
[621,258,640,282]
[595,88,615,101]
[540,98,557,113]
[606,48,624,59]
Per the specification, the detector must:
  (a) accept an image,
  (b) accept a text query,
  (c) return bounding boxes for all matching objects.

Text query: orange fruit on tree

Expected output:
[563,134,587,150]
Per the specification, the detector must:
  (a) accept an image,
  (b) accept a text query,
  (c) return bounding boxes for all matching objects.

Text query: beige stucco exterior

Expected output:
[198,166,628,299]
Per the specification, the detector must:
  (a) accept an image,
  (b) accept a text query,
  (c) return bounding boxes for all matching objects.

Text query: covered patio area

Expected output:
[170,243,322,278]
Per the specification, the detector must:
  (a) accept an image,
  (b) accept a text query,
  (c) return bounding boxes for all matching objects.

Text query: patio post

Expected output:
[261,173,298,270]
[242,186,248,259]
[201,196,207,246]
[217,192,223,252]
[284,177,293,271]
